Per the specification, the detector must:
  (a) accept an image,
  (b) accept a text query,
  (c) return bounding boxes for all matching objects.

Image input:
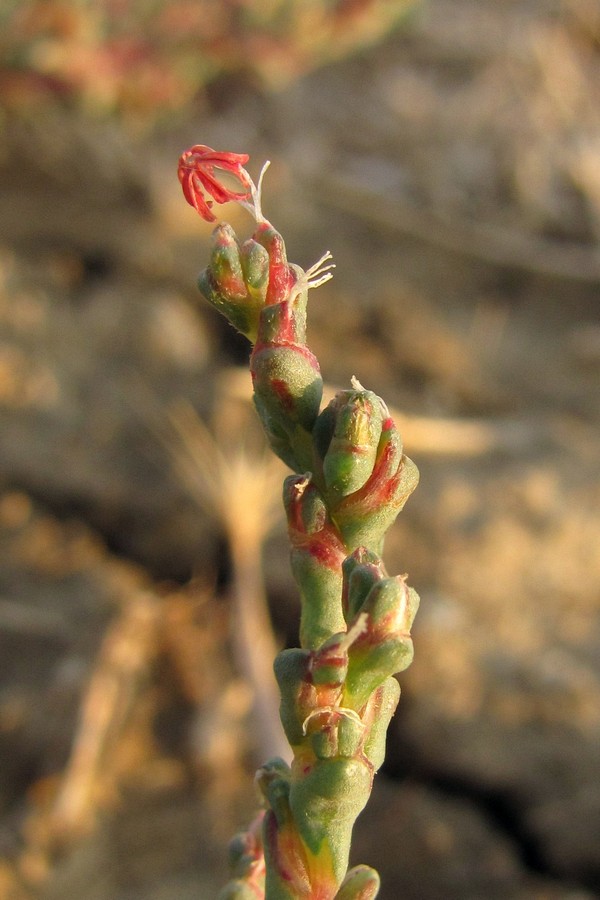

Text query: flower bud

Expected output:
[313,387,419,553]
[197,224,265,341]
[316,388,384,500]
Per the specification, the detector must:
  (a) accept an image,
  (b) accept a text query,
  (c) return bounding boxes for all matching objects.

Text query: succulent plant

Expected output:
[179,145,419,899]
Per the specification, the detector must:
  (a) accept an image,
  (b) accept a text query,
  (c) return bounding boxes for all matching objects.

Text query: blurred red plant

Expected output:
[0,0,418,122]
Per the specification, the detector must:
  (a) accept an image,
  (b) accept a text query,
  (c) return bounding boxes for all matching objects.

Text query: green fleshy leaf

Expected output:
[289,756,372,885]
[335,865,380,900]
[343,579,419,708]
[361,678,400,772]
[197,267,260,341]
[284,476,347,648]
[345,638,412,711]
[291,550,346,649]
[335,453,419,552]
[274,648,310,747]
[252,344,323,472]
[342,549,386,623]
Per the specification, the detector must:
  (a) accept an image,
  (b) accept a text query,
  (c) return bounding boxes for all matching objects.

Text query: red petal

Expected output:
[181,171,216,222]
[178,145,251,221]
[189,145,250,170]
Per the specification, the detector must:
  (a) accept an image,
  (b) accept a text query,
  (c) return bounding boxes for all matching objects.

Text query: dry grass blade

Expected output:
[15,591,163,893]
[167,399,283,543]
[167,397,290,763]
[48,592,162,843]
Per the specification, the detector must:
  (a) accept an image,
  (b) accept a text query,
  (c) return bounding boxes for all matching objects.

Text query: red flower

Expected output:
[178,144,251,222]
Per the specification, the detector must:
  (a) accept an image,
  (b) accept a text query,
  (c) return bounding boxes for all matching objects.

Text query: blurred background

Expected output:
[0,1,599,898]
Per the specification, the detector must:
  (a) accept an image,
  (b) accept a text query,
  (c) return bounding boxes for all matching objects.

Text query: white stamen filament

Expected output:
[337,612,368,652]
[305,250,335,289]
[301,706,364,736]
[239,159,271,223]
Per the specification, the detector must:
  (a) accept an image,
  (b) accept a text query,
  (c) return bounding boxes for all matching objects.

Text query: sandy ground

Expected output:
[0,1,599,898]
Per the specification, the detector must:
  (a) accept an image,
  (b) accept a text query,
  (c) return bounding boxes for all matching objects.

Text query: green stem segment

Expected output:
[200,217,419,900]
